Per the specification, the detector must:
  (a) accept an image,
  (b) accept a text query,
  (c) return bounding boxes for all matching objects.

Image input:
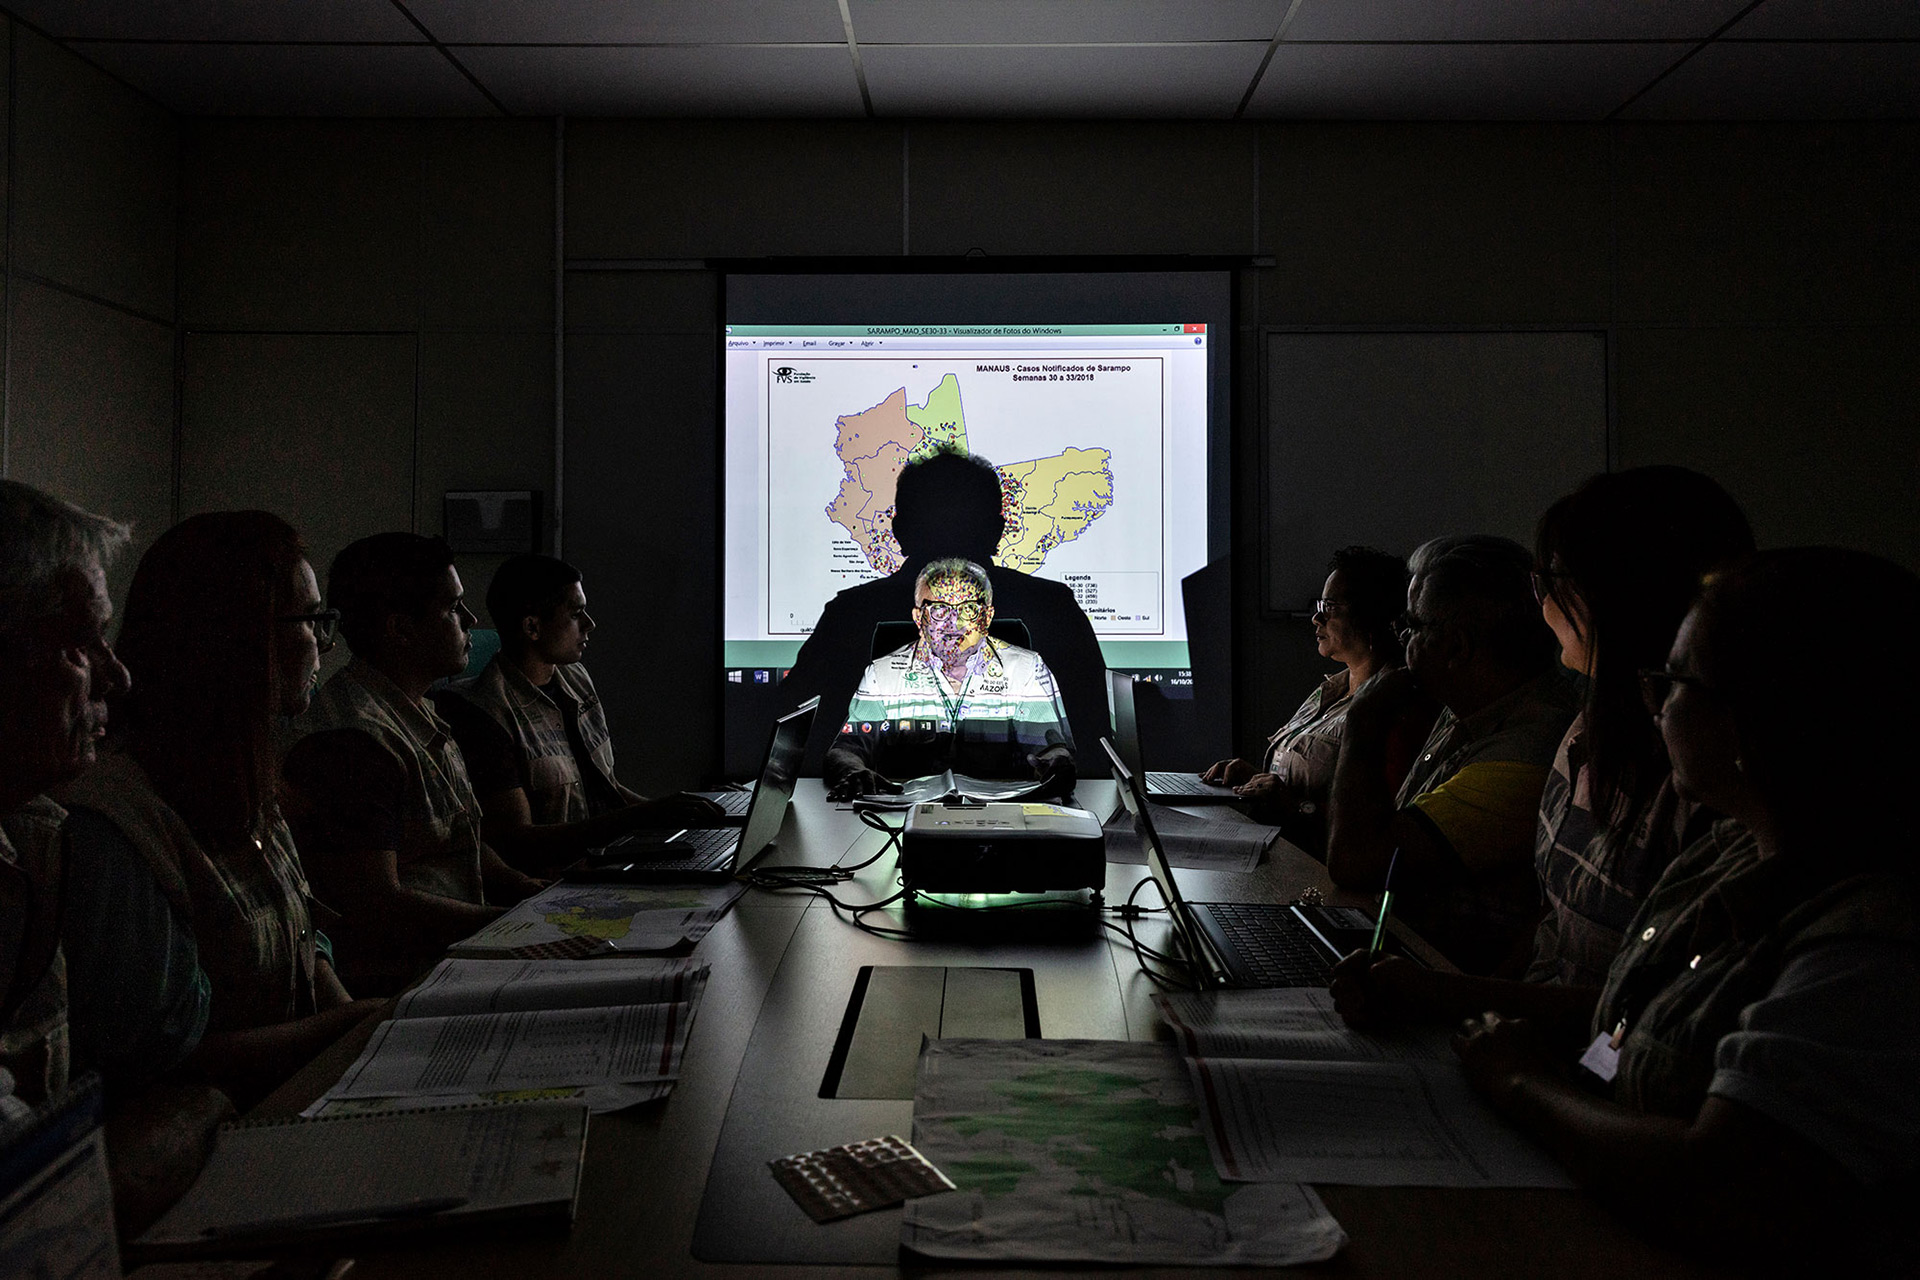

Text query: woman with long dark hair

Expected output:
[1334,468,1753,1015]
[62,512,382,1108]
[1452,548,1920,1266]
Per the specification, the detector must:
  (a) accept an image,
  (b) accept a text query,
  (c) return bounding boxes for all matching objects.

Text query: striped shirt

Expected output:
[834,638,1070,780]
[1526,713,1705,988]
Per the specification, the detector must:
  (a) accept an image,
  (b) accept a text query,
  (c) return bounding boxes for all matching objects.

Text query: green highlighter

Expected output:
[1368,847,1401,956]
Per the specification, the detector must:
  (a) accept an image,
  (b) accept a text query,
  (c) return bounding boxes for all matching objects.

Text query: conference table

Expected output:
[256,781,1730,1280]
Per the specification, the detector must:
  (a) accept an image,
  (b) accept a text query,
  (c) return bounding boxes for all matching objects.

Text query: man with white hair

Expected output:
[0,479,134,1106]
[825,557,1074,799]
[0,481,238,1234]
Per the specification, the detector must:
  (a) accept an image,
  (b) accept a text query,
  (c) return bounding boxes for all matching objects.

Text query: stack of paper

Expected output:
[450,881,746,957]
[1154,988,1575,1189]
[304,957,709,1116]
[133,1102,586,1261]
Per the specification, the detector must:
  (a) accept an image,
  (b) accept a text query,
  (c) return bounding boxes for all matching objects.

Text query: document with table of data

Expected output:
[305,964,708,1116]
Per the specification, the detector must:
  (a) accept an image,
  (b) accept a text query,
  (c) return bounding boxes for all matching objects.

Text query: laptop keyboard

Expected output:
[1149,771,1230,796]
[711,790,752,816]
[1203,902,1333,987]
[607,824,738,872]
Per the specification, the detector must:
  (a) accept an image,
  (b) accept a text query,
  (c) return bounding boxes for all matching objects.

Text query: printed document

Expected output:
[395,956,705,1018]
[310,1000,699,1114]
[903,1038,1346,1266]
[450,881,745,956]
[1186,1056,1575,1188]
[1154,987,1453,1063]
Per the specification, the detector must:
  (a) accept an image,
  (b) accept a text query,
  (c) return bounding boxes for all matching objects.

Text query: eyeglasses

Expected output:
[1638,666,1713,714]
[1393,612,1435,646]
[1312,598,1350,618]
[1530,567,1570,605]
[282,608,341,655]
[915,601,986,626]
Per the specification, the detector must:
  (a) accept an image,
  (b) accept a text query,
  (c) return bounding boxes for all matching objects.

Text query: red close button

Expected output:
[1183,323,1206,333]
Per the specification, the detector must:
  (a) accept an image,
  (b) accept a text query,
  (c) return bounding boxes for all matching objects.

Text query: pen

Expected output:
[1368,848,1400,956]
[204,1195,469,1238]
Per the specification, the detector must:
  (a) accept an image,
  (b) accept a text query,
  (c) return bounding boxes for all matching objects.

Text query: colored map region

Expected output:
[825,373,1113,576]
[903,1039,1347,1265]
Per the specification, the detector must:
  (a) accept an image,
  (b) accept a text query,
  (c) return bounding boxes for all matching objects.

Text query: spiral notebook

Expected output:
[129,1101,587,1262]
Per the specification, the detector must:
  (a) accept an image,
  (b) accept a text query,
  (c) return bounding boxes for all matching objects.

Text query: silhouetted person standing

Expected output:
[781,447,1109,775]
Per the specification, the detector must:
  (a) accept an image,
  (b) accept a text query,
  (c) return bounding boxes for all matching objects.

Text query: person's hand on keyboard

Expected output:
[1201,757,1254,787]
[827,768,900,803]
[629,792,727,829]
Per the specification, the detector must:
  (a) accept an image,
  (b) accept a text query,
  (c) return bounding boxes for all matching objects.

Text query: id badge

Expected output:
[1578,1032,1621,1083]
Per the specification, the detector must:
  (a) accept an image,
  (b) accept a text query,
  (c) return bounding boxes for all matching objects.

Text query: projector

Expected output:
[899,801,1107,896]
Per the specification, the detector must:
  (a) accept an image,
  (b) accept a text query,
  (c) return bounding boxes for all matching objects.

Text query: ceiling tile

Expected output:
[77,44,497,116]
[8,0,419,41]
[1725,0,1920,39]
[1247,43,1685,119]
[1285,0,1754,42]
[864,43,1269,117]
[848,0,1288,44]
[402,0,846,44]
[1622,41,1920,118]
[455,45,866,116]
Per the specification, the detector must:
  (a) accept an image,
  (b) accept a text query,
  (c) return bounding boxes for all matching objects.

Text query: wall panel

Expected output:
[1614,124,1920,326]
[7,283,174,602]
[564,328,718,792]
[908,122,1257,257]
[179,121,421,331]
[566,120,903,260]
[1258,123,1610,325]
[1616,325,1920,567]
[11,28,175,320]
[179,333,416,583]
[416,330,555,625]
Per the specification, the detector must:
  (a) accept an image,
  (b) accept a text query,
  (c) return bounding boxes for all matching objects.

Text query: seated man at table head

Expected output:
[1325,533,1578,974]
[281,532,544,994]
[432,554,720,871]
[824,557,1074,800]
[780,445,1108,776]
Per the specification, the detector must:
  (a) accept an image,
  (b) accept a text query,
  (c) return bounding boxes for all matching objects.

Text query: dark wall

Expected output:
[21,108,1911,791]
[0,24,176,611]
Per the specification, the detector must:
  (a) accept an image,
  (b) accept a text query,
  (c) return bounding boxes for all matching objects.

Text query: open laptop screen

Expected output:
[735,697,818,868]
[1100,736,1208,978]
[1106,670,1146,777]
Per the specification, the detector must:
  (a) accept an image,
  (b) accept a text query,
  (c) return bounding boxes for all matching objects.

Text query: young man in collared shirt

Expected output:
[434,554,720,872]
[825,557,1073,800]
[282,534,544,994]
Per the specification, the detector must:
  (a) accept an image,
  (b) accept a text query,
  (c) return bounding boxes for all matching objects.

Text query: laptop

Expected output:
[1102,736,1381,989]
[690,782,755,822]
[1107,669,1239,803]
[571,698,817,883]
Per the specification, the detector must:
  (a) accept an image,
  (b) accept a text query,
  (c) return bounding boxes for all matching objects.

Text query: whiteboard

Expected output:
[1263,331,1608,613]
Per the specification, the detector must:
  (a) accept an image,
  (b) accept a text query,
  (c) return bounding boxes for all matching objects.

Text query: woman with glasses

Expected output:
[1451,549,1920,1266]
[1203,545,1422,848]
[1335,468,1752,1016]
[61,512,383,1108]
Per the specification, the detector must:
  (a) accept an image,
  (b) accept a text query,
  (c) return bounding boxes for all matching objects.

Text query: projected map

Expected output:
[763,356,1164,637]
[826,372,1116,577]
